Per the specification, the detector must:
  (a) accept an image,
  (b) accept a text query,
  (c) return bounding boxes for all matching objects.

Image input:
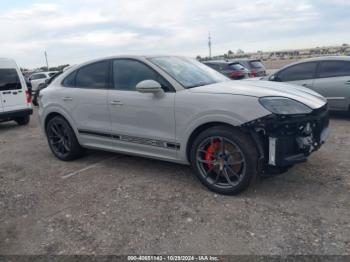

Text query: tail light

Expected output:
[25,90,31,104]
[250,71,257,77]
[229,72,242,79]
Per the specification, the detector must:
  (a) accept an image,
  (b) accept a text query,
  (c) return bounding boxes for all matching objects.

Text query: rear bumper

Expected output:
[244,104,330,174]
[0,108,33,121]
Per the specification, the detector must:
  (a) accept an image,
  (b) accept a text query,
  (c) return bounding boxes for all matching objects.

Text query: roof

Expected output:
[278,56,350,71]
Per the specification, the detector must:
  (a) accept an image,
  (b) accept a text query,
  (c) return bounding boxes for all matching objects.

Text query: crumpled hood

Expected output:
[189,80,327,109]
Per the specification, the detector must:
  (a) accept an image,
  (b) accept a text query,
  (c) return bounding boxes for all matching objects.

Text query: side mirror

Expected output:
[136,80,163,94]
[269,74,282,82]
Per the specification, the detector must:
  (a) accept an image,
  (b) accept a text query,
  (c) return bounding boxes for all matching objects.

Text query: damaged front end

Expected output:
[243,104,330,176]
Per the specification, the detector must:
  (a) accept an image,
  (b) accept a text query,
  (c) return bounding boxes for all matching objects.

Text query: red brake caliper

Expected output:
[205,141,220,169]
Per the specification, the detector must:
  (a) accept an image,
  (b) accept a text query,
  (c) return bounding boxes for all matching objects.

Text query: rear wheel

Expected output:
[46,116,84,161]
[15,115,30,125]
[190,126,258,195]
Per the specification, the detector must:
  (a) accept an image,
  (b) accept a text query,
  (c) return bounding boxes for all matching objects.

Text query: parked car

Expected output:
[32,71,63,106]
[0,58,32,125]
[38,56,329,195]
[265,56,350,112]
[202,60,249,80]
[29,71,58,94]
[231,59,267,77]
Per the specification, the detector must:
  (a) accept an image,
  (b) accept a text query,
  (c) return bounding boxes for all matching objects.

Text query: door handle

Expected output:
[62,97,73,101]
[110,100,123,106]
[2,91,11,94]
[345,80,350,85]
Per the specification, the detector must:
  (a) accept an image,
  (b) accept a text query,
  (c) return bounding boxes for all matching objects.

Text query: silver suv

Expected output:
[38,56,329,195]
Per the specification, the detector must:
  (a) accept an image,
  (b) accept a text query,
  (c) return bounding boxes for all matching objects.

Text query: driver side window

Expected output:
[112,59,172,92]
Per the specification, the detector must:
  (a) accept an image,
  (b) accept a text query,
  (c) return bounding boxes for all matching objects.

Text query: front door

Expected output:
[108,59,177,160]
[313,60,350,110]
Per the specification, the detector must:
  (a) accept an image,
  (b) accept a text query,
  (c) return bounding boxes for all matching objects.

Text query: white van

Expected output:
[0,58,32,125]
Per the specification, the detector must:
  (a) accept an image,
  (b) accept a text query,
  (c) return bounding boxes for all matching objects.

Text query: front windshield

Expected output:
[149,56,229,89]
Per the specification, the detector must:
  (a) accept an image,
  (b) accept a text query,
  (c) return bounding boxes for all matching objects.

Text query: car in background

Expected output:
[265,56,350,112]
[39,55,329,195]
[29,71,58,94]
[231,59,267,77]
[0,58,32,125]
[32,71,63,106]
[203,60,249,80]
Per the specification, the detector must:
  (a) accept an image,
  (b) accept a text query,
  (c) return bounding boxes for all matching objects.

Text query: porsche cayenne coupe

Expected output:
[38,56,329,195]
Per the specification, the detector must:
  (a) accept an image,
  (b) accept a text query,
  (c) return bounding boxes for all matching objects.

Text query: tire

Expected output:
[15,115,30,125]
[190,126,258,195]
[46,116,84,161]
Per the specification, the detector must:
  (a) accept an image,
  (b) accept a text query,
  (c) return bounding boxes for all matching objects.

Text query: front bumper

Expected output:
[244,104,329,174]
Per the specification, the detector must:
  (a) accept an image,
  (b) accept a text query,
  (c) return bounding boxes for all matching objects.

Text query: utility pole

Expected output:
[44,51,49,71]
[208,31,212,59]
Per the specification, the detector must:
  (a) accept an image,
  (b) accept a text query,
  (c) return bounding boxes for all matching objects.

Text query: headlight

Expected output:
[259,97,312,115]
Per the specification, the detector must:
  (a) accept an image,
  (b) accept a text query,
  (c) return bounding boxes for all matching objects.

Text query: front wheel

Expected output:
[190,126,258,195]
[46,116,84,161]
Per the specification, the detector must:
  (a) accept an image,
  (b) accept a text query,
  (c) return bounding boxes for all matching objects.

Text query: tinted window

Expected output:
[278,62,317,81]
[62,71,76,87]
[76,61,109,89]
[228,63,245,71]
[249,60,264,69]
[113,59,171,92]
[31,74,46,80]
[0,69,22,91]
[318,61,350,78]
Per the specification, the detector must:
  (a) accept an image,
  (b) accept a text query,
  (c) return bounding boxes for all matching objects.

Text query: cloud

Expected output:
[0,0,349,68]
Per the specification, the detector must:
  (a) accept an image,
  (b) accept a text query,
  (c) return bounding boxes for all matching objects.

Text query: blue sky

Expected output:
[0,0,349,68]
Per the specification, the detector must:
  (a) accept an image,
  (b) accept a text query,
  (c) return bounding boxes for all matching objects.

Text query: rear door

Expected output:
[59,60,111,137]
[313,60,350,111]
[276,62,317,89]
[0,68,27,112]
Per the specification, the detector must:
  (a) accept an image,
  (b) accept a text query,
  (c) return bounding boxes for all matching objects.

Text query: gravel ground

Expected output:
[0,109,349,255]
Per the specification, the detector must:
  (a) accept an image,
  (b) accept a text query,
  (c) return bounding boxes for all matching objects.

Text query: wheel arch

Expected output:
[185,121,238,162]
[43,110,79,139]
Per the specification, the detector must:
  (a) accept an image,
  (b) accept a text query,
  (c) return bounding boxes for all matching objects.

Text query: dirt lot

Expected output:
[0,109,349,255]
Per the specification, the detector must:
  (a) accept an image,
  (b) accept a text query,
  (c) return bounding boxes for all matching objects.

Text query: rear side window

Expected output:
[75,61,109,89]
[318,61,350,78]
[0,69,22,91]
[113,59,172,92]
[278,62,317,81]
[228,63,245,71]
[62,71,76,87]
[249,60,264,69]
